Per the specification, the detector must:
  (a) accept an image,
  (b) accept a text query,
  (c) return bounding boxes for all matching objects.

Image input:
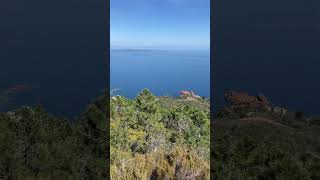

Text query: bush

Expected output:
[110,89,210,179]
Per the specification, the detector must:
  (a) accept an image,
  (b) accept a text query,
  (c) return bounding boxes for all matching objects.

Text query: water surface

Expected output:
[214,0,320,115]
[111,49,210,98]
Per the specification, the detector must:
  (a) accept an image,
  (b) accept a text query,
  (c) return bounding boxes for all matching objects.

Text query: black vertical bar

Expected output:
[210,0,218,177]
[103,0,110,178]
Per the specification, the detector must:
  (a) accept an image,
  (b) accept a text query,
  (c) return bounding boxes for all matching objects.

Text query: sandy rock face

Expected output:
[224,91,271,108]
[180,90,201,99]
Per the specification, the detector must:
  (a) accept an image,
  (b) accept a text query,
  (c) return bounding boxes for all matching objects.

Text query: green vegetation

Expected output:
[2,87,320,179]
[0,89,210,179]
[110,89,210,179]
[213,106,320,180]
[0,96,108,179]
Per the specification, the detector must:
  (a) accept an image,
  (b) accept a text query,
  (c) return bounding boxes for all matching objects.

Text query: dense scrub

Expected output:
[0,89,210,179]
[213,107,320,180]
[0,96,108,179]
[2,87,320,179]
[110,89,210,179]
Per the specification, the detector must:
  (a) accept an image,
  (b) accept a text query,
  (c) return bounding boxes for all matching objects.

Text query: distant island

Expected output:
[111,48,155,52]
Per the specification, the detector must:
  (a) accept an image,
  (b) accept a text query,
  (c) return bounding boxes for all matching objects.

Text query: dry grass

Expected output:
[110,147,210,180]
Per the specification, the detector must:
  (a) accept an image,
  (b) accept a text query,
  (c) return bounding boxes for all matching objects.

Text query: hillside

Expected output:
[2,89,318,179]
[0,96,108,179]
[110,89,210,179]
[213,103,320,179]
[0,89,210,179]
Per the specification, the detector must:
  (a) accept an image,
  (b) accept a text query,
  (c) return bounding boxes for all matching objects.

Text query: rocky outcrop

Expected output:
[224,91,271,108]
[180,90,201,99]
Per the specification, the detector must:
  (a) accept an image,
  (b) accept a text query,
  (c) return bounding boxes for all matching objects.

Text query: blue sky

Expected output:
[111,0,210,49]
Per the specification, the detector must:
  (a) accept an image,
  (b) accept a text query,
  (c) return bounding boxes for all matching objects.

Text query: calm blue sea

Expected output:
[214,0,320,116]
[1,0,106,117]
[2,0,320,117]
[110,49,210,98]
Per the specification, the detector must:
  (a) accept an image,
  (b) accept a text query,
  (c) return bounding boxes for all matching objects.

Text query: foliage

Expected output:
[213,107,320,180]
[0,96,108,179]
[110,147,209,180]
[0,89,210,179]
[110,89,210,179]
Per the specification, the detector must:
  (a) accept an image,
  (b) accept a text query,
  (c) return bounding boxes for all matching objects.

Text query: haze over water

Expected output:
[111,49,210,98]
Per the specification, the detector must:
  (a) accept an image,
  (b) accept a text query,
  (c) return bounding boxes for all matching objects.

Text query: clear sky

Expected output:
[111,0,210,50]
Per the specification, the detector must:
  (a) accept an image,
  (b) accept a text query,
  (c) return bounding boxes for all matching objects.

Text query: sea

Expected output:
[0,48,210,117]
[2,0,320,117]
[1,0,107,117]
[110,49,210,98]
[213,0,320,116]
